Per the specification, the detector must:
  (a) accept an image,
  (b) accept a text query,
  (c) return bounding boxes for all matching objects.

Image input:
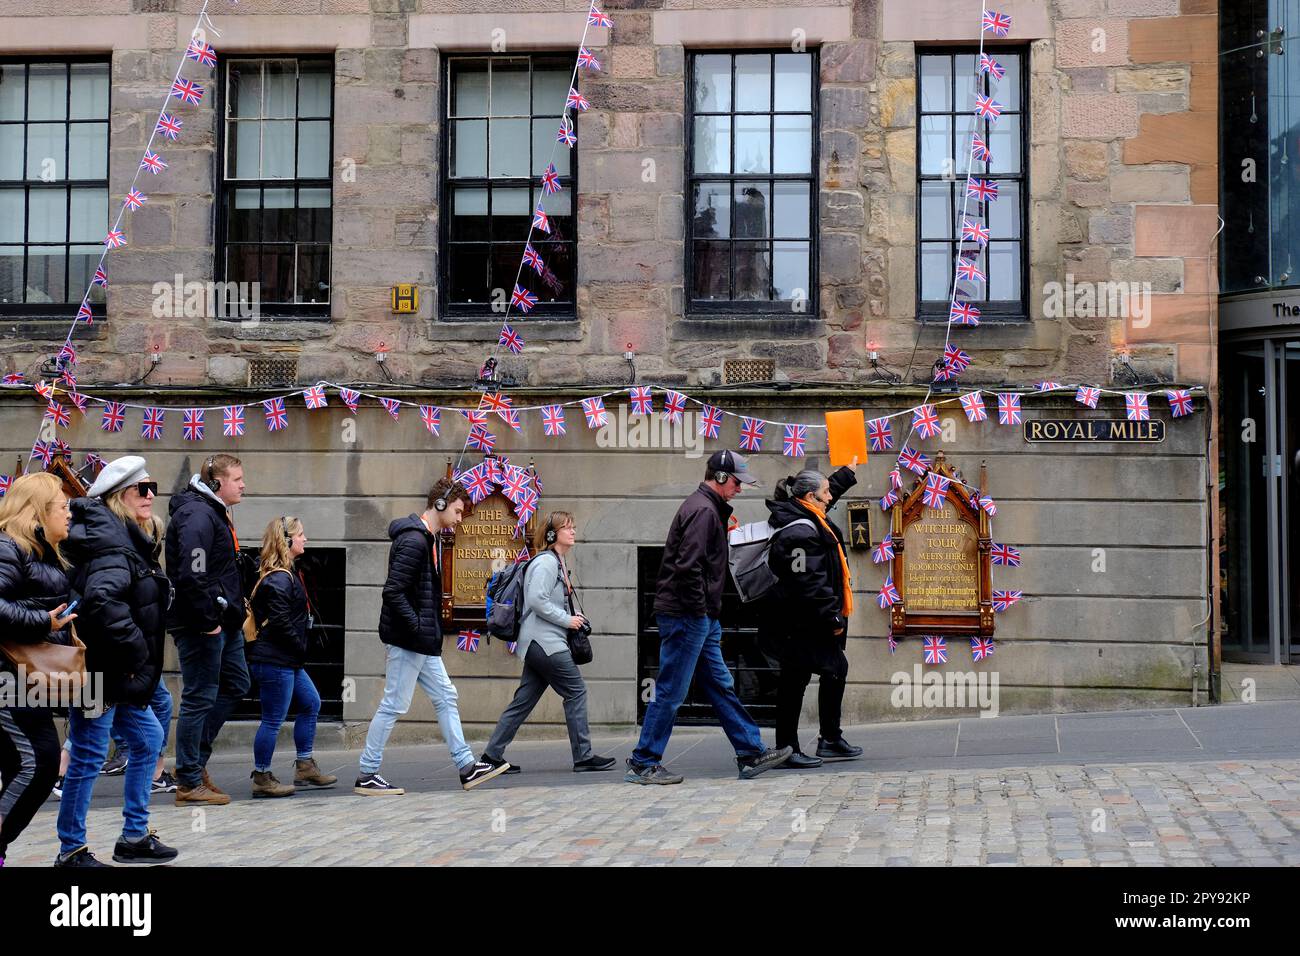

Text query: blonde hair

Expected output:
[533,511,575,554]
[259,515,304,575]
[0,472,68,567]
[103,489,164,558]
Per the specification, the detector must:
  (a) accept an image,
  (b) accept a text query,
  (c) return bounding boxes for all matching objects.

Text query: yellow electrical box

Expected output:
[391,285,419,313]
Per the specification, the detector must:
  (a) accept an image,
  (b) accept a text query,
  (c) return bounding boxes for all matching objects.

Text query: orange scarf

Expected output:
[797,499,853,619]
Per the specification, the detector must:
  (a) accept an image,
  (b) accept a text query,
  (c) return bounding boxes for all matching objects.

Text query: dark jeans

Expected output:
[249,663,320,772]
[0,706,60,858]
[776,663,846,754]
[110,680,173,763]
[484,642,593,765]
[174,628,250,789]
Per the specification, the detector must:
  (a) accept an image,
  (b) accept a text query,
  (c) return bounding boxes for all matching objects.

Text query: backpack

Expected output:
[727,518,816,603]
[484,553,544,642]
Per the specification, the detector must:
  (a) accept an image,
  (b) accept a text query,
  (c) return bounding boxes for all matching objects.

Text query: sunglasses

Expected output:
[133,481,158,498]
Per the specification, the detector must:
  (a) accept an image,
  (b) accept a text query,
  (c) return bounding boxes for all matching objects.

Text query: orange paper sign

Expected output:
[825,409,868,467]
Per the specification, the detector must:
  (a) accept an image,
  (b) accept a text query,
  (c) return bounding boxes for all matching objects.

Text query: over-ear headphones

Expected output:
[203,456,221,493]
[544,525,557,545]
[433,496,447,512]
[713,449,731,485]
[281,516,292,547]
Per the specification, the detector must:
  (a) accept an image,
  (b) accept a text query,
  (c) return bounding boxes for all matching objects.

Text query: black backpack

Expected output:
[484,553,543,642]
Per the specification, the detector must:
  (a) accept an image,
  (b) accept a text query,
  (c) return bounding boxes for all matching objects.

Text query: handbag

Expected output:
[0,623,89,708]
[562,560,594,666]
[242,568,292,643]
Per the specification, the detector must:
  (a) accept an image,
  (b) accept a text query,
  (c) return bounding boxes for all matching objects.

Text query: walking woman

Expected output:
[58,456,177,866]
[0,473,76,867]
[246,516,336,797]
[762,461,865,769]
[480,512,615,773]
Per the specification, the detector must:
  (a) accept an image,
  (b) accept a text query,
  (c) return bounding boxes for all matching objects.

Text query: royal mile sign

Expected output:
[1023,418,1165,443]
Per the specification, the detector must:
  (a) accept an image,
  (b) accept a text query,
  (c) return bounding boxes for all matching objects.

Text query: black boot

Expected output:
[815,736,863,761]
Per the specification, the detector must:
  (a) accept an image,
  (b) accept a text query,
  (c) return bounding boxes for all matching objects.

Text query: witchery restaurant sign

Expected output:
[1023,418,1165,443]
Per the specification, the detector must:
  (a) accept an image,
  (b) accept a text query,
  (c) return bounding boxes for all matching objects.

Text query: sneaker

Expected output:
[624,760,683,785]
[294,758,338,789]
[737,746,793,779]
[100,753,128,776]
[112,830,179,865]
[775,751,823,770]
[250,771,295,798]
[151,770,178,794]
[815,736,864,761]
[460,760,510,791]
[573,755,617,772]
[54,845,109,868]
[175,783,231,806]
[480,754,521,775]
[353,772,404,796]
[51,776,63,800]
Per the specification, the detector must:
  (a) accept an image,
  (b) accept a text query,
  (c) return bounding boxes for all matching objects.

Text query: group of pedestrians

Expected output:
[0,445,862,866]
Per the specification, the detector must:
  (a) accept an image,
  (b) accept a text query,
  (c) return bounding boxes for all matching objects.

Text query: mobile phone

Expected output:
[62,599,79,615]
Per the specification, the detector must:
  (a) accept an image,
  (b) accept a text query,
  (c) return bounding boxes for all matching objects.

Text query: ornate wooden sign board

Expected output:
[888,453,994,638]
[439,490,534,629]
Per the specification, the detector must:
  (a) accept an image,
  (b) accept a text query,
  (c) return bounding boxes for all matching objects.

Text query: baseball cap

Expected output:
[708,449,758,485]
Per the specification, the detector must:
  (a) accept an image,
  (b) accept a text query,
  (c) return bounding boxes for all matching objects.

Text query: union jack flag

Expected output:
[522,244,544,275]
[888,633,898,654]
[1076,386,1100,409]
[566,87,590,112]
[662,390,686,423]
[223,405,246,437]
[84,452,105,475]
[950,300,981,326]
[479,391,512,415]
[977,492,997,517]
[1036,381,1063,391]
[922,472,951,509]
[541,405,566,436]
[580,397,607,429]
[629,386,654,416]
[973,94,1002,121]
[991,543,1021,567]
[77,302,94,323]
[140,407,165,441]
[510,284,538,313]
[577,46,602,71]
[514,545,531,565]
[960,391,987,422]
[992,589,1022,612]
[557,116,577,148]
[867,417,893,451]
[933,362,959,383]
[467,424,496,452]
[60,369,78,391]
[912,404,941,440]
[101,402,126,432]
[0,475,10,498]
[970,637,995,662]
[1167,388,1193,417]
[379,397,401,421]
[171,78,204,105]
[877,575,899,609]
[263,397,288,431]
[339,389,360,412]
[456,630,481,653]
[979,53,1006,80]
[898,446,930,476]
[739,417,765,452]
[1125,393,1150,421]
[872,533,894,564]
[996,393,1021,425]
[419,405,441,435]
[540,162,562,195]
[514,487,539,525]
[961,218,990,245]
[303,385,328,409]
[970,136,991,162]
[105,229,126,248]
[34,380,54,401]
[30,441,54,467]
[181,408,205,441]
[889,468,903,489]
[879,489,900,511]
[0,373,21,386]
[532,205,551,233]
[462,409,487,427]
[45,402,71,428]
[698,405,723,439]
[123,189,146,210]
[502,469,530,504]
[462,465,493,503]
[588,4,614,28]
[944,345,972,372]
[140,151,167,174]
[497,324,524,354]
[499,408,522,432]
[93,266,108,287]
[156,113,183,140]
[923,636,948,665]
[966,177,999,203]
[185,39,218,67]
[983,10,1013,37]
[783,424,807,458]
[956,257,985,284]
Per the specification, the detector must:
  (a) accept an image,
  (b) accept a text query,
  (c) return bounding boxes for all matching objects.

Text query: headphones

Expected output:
[433,495,448,512]
[281,516,293,546]
[203,456,221,493]
[713,449,732,485]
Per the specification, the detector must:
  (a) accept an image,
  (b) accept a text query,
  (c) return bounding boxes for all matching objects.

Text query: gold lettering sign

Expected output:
[449,495,530,608]
[901,504,980,612]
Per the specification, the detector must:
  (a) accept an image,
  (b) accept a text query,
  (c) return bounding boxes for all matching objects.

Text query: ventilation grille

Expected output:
[249,358,298,387]
[723,359,776,384]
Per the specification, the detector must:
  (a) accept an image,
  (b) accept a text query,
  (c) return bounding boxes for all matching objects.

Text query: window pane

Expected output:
[692,181,730,239]
[68,122,107,179]
[260,244,295,303]
[451,187,490,240]
[733,115,770,174]
[448,244,490,302]
[0,66,25,120]
[959,246,987,302]
[297,188,331,243]
[69,187,106,242]
[0,188,21,241]
[488,118,529,176]
[531,67,569,115]
[451,61,489,117]
[987,115,1021,175]
[919,116,950,175]
[734,181,770,238]
[224,243,258,286]
[773,114,811,174]
[693,115,730,173]
[693,55,732,112]
[28,188,66,243]
[27,123,65,180]
[998,55,1021,111]
[229,188,260,241]
[532,239,572,298]
[733,241,770,300]
[493,186,531,237]
[919,56,952,113]
[298,62,332,118]
[451,119,487,177]
[491,60,530,115]
[297,243,330,303]
[987,180,1020,238]
[773,241,809,301]
[921,181,951,239]
[297,120,330,178]
[774,54,811,112]
[0,248,21,302]
[955,54,978,111]
[772,181,809,238]
[69,64,109,120]
[532,120,569,176]
[491,243,529,299]
[532,185,571,238]
[262,187,295,240]
[27,65,66,121]
[692,241,729,300]
[265,61,298,118]
[735,54,771,112]
[26,245,65,302]
[988,240,1019,300]
[229,120,260,178]
[0,127,20,180]
[228,61,263,118]
[68,245,101,303]
[262,120,295,178]
[920,243,951,300]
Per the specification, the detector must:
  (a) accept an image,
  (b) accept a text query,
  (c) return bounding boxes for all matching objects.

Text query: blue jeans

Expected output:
[631,614,765,767]
[111,681,172,762]
[56,703,163,854]
[360,645,473,773]
[174,628,250,789]
[250,663,320,772]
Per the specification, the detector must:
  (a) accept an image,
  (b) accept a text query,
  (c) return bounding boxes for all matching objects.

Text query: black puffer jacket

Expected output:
[653,482,733,619]
[247,568,309,669]
[165,475,244,634]
[0,532,73,680]
[64,498,171,707]
[761,466,857,675]
[379,515,444,656]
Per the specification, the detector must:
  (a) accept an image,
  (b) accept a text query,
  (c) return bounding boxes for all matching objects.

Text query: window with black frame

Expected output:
[443,55,576,318]
[218,57,332,318]
[917,48,1026,320]
[687,50,817,314]
[0,59,109,317]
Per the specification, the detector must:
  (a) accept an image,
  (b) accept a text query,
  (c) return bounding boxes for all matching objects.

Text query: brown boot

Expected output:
[201,768,227,796]
[294,758,338,789]
[176,782,231,806]
[250,771,295,798]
